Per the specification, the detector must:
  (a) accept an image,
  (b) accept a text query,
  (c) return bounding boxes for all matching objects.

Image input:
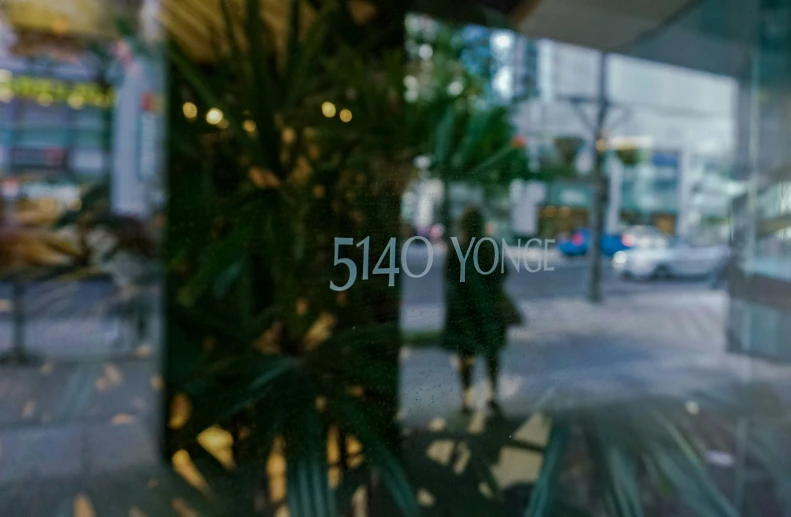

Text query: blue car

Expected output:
[558,228,631,257]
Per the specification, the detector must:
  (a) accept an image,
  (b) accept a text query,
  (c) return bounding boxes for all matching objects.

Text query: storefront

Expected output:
[618,149,680,235]
[538,180,591,237]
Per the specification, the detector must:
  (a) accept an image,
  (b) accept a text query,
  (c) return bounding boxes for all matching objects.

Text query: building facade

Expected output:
[512,40,739,239]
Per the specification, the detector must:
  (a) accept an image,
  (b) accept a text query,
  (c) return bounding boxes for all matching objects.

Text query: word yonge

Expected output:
[330,236,555,291]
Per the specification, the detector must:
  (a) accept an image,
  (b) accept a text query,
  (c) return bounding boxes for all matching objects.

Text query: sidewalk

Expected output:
[399,290,791,423]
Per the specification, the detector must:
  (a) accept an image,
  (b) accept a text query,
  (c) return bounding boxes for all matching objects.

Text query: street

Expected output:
[401,245,712,306]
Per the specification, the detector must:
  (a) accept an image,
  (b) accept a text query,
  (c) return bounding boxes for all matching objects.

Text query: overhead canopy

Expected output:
[510,0,758,78]
[2,0,758,77]
[513,0,692,53]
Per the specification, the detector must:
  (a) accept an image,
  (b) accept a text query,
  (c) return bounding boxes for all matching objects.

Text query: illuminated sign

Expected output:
[0,72,114,108]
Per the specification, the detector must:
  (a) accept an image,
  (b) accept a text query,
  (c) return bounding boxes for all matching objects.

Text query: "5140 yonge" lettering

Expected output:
[330,236,555,291]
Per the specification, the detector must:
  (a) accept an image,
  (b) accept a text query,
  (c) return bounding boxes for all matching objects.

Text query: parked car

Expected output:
[558,228,631,257]
[620,225,670,249]
[612,237,729,280]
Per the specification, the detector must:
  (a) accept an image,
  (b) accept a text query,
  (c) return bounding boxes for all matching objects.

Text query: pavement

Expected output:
[3,251,791,515]
[398,249,791,425]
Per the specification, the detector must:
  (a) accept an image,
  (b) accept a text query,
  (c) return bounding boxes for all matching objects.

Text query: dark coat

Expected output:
[442,237,508,356]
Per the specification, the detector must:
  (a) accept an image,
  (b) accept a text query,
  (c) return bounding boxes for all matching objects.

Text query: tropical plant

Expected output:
[525,388,791,517]
[163,0,424,515]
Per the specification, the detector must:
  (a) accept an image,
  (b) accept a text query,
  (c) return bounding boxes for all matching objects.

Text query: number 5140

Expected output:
[330,236,433,292]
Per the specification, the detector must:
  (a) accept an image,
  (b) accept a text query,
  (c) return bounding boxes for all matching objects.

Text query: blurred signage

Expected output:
[621,151,679,213]
[0,72,114,107]
[11,147,68,171]
[546,181,591,207]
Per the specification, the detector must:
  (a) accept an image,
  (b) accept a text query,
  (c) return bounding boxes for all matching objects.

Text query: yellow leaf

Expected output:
[172,451,210,497]
[304,312,337,350]
[249,167,280,189]
[197,426,235,470]
[349,0,378,24]
[73,494,95,517]
[290,156,313,185]
[254,322,282,355]
[22,400,36,418]
[168,393,191,430]
[150,375,164,391]
[296,298,309,316]
[111,413,135,425]
[129,507,149,517]
[171,497,200,517]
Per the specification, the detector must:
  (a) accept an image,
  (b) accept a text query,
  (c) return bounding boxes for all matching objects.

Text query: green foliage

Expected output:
[525,399,748,517]
[165,1,420,514]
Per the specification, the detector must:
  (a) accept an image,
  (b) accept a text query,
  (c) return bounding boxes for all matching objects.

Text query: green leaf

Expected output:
[169,43,263,164]
[432,104,456,174]
[467,144,519,181]
[324,383,420,517]
[243,0,281,172]
[451,109,493,169]
[283,7,332,109]
[525,420,570,517]
[178,225,249,307]
[285,379,336,517]
[645,412,738,517]
[585,424,645,517]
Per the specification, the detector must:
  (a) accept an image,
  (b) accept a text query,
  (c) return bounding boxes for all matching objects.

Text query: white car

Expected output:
[612,238,729,280]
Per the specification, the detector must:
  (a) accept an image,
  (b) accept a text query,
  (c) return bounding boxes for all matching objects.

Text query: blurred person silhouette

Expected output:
[442,205,520,416]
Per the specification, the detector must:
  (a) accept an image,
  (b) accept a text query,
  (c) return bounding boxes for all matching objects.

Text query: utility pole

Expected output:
[587,52,609,303]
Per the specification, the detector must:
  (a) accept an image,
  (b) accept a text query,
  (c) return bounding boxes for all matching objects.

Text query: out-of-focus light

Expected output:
[447,81,463,96]
[182,102,198,120]
[39,198,57,212]
[282,127,296,144]
[414,155,430,170]
[0,87,12,103]
[321,101,336,118]
[339,109,352,122]
[206,107,223,125]
[491,31,514,54]
[493,68,513,99]
[218,119,229,129]
[404,75,418,89]
[243,119,256,133]
[419,44,433,60]
[621,234,635,247]
[511,135,527,149]
[52,17,69,35]
[685,400,700,415]
[405,90,419,103]
[706,450,734,468]
[68,94,84,110]
[37,93,53,107]
[613,251,627,265]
